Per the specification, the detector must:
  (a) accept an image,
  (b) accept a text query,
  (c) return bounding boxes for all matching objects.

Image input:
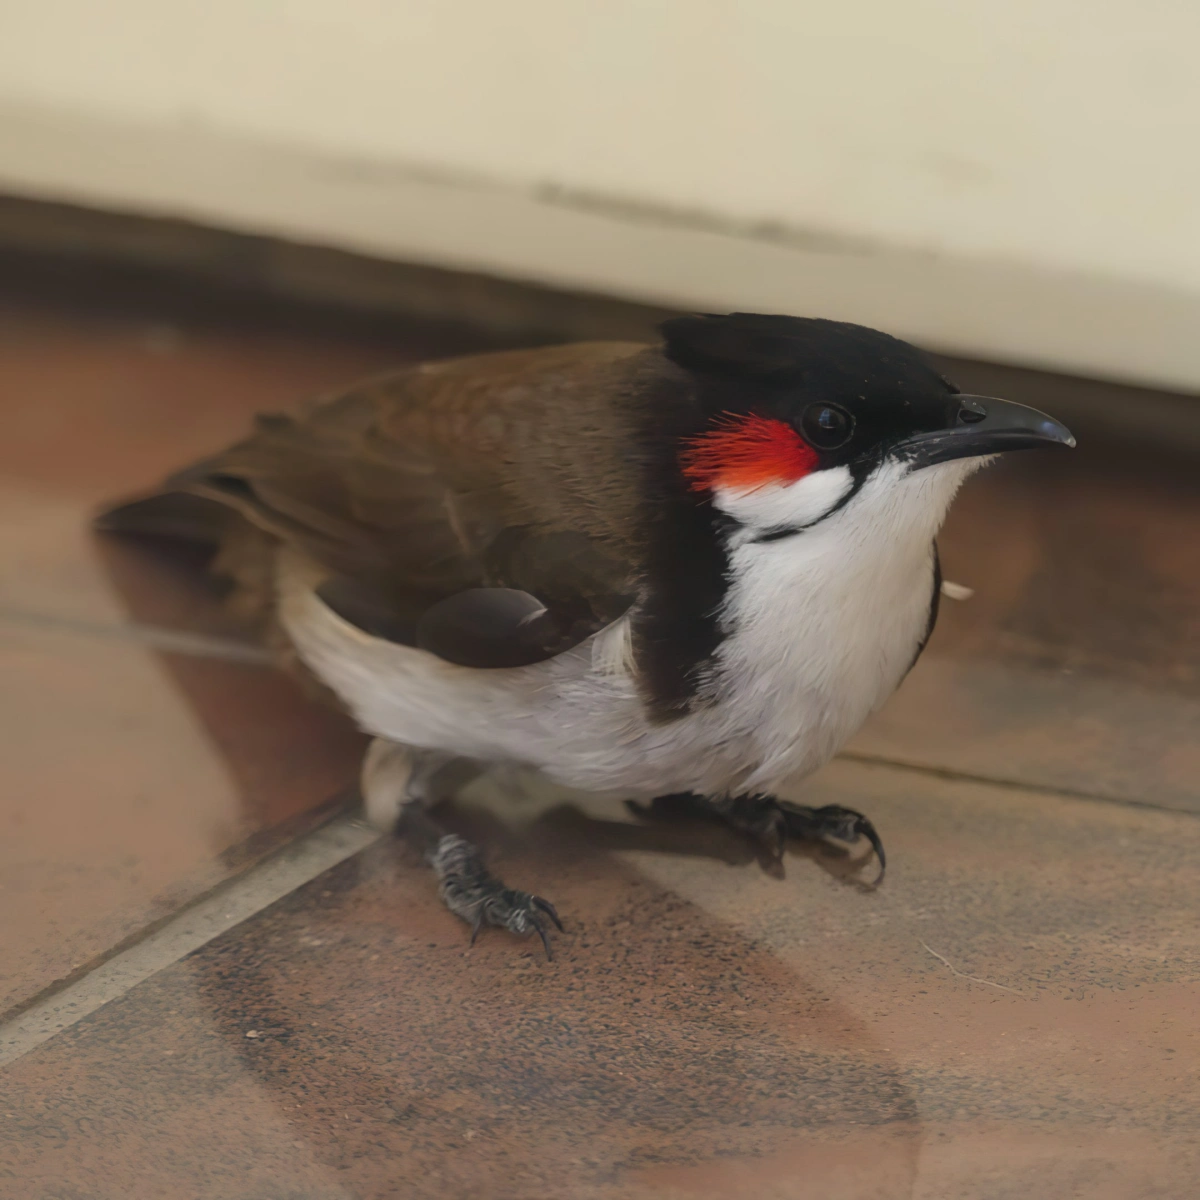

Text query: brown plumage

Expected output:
[99,340,696,678]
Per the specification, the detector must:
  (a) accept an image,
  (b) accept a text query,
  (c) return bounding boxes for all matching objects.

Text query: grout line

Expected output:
[0,606,272,664]
[835,749,1198,818]
[0,793,358,1030]
[0,814,379,1069]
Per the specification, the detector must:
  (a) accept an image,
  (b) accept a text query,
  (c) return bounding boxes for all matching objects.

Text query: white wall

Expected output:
[0,0,1198,389]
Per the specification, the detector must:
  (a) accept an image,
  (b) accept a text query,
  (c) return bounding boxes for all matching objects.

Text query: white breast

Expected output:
[277,457,981,802]
[705,457,980,791]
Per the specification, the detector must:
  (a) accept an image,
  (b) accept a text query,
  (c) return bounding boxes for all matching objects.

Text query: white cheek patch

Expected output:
[712,466,854,531]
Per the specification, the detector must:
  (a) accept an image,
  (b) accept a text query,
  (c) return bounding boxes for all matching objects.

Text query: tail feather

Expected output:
[93,491,236,544]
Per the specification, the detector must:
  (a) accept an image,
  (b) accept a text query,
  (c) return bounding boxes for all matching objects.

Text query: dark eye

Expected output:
[801,403,854,449]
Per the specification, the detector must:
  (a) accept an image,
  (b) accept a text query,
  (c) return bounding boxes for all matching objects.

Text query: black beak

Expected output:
[896,395,1076,469]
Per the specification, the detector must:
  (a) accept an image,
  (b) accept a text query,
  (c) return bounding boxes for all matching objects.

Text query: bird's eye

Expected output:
[801,403,854,449]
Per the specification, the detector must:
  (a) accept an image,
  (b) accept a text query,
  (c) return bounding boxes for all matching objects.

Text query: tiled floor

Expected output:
[1,257,1198,1199]
[0,271,416,1015]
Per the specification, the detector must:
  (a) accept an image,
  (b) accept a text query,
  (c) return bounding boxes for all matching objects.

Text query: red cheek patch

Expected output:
[680,413,819,494]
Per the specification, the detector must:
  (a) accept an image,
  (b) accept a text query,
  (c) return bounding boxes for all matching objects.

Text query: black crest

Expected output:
[661,312,949,394]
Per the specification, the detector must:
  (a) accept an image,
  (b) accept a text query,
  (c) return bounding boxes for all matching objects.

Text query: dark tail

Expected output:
[93,491,236,544]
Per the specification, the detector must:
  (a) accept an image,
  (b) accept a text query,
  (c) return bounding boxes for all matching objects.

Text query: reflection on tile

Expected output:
[3,760,1199,1199]
[0,303,413,626]
[935,442,1200,692]
[853,653,1200,811]
[0,621,362,1015]
[0,291,401,1015]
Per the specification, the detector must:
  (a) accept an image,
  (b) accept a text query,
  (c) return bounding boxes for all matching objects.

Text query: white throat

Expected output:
[709,457,983,787]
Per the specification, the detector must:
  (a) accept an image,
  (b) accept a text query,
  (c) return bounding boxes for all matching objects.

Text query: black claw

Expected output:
[469,912,484,946]
[531,916,554,961]
[808,805,887,884]
[715,796,888,884]
[532,895,564,931]
[854,815,887,885]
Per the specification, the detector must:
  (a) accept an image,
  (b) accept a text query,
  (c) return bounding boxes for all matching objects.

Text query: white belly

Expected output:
[278,458,976,800]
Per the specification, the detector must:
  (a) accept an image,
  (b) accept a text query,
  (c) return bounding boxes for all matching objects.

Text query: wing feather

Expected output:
[99,342,660,668]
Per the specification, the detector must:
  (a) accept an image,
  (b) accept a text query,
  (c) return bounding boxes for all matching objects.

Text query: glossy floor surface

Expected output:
[1,258,1198,1199]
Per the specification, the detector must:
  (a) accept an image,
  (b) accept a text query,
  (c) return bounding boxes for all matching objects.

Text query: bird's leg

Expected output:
[427,833,563,960]
[360,738,563,959]
[648,791,886,883]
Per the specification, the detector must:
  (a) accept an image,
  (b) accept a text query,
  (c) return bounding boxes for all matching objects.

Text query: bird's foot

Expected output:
[363,739,564,958]
[431,833,564,960]
[715,794,887,884]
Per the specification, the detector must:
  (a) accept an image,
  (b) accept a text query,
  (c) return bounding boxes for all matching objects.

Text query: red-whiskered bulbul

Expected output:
[98,312,1075,957]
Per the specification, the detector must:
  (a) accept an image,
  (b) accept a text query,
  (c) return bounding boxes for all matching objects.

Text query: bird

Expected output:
[96,312,1075,957]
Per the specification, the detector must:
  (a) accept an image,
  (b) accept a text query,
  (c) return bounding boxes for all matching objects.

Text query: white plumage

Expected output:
[278,455,982,829]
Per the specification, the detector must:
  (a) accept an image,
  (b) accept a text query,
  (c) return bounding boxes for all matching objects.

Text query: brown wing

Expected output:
[98,341,662,667]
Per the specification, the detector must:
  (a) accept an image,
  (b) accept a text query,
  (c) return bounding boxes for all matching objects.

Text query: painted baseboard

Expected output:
[0,96,1197,394]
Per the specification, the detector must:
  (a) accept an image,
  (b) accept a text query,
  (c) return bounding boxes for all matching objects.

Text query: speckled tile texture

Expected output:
[1,254,1198,1199]
[0,621,359,1015]
[3,761,1199,1198]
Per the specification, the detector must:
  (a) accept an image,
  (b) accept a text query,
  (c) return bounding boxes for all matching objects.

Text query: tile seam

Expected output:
[0,814,379,1068]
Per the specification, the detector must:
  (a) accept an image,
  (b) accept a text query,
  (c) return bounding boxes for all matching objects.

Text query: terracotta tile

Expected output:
[0,300,415,629]
[852,653,1200,811]
[0,620,363,1016]
[2,760,1198,1198]
[935,439,1199,692]
[0,285,407,1014]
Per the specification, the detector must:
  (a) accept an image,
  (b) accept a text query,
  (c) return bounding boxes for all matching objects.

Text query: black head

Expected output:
[661,313,1074,479]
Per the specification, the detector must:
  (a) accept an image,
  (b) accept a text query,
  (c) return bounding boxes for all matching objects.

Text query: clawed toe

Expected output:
[776,801,887,883]
[470,889,562,959]
[533,895,564,931]
[433,834,564,959]
[704,794,887,884]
